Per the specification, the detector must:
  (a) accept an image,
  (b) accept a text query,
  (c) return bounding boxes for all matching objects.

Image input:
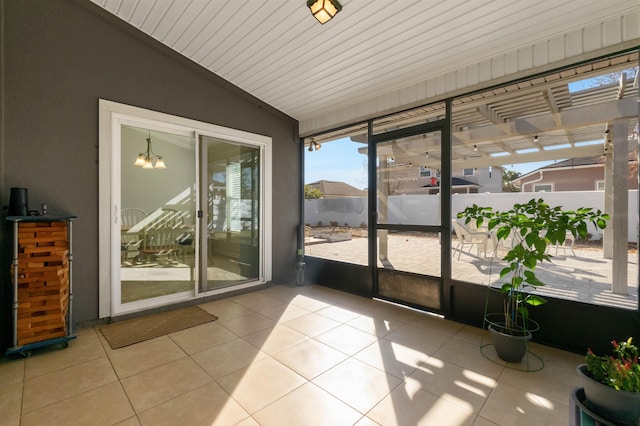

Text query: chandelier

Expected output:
[134,131,166,169]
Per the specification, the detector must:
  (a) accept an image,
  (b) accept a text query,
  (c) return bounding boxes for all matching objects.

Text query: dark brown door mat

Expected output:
[100,306,217,349]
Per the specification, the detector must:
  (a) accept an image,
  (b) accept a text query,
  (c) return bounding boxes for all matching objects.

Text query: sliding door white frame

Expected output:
[98,99,272,318]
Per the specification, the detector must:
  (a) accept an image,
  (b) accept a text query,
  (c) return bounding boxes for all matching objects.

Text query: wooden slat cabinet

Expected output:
[6,215,76,355]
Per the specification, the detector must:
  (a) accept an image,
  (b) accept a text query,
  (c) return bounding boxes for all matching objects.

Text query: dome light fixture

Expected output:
[307,0,342,24]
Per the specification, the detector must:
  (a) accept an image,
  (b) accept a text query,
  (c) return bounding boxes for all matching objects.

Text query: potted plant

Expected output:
[458,198,609,363]
[577,337,640,425]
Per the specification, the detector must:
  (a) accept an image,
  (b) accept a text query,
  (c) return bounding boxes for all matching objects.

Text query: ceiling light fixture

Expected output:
[533,135,539,143]
[307,0,342,24]
[313,141,321,150]
[134,130,166,169]
[473,145,478,152]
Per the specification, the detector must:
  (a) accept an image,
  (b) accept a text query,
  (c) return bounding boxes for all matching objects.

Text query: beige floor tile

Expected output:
[479,382,568,426]
[352,338,426,380]
[288,294,331,312]
[380,323,450,356]
[198,299,255,321]
[354,417,381,426]
[0,358,24,420]
[231,292,283,311]
[138,381,249,426]
[191,338,267,379]
[315,324,378,356]
[455,325,489,346]
[499,366,577,406]
[283,312,341,337]
[316,304,362,323]
[0,383,22,420]
[121,357,211,413]
[407,314,466,337]
[168,321,237,355]
[0,358,25,384]
[253,382,362,426]
[258,303,310,323]
[234,417,260,426]
[346,314,403,337]
[22,357,117,413]
[25,328,106,379]
[21,382,134,426]
[367,382,476,426]
[368,302,422,324]
[107,335,187,379]
[407,357,496,412]
[114,417,141,426]
[243,324,309,355]
[218,312,276,337]
[216,356,306,414]
[528,341,585,372]
[313,358,401,414]
[272,338,348,380]
[471,417,500,426]
[434,337,506,379]
[0,416,20,426]
[258,284,301,301]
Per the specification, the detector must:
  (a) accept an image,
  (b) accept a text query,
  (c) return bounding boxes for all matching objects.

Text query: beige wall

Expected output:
[520,165,638,192]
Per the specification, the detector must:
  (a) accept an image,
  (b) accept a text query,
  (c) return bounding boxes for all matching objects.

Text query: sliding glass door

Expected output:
[119,125,197,308]
[99,99,271,317]
[200,136,261,292]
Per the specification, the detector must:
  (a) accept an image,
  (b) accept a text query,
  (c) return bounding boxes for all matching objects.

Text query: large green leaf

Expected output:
[499,267,513,279]
[525,295,547,306]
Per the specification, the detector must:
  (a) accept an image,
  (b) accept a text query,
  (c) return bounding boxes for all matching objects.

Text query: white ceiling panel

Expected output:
[90,0,639,134]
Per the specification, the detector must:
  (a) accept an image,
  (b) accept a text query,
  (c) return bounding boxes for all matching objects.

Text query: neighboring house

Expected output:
[382,164,502,194]
[306,180,367,198]
[515,155,638,192]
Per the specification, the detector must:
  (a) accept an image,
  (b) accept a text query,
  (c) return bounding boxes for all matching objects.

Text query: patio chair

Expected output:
[121,208,147,229]
[451,219,491,259]
[121,208,147,263]
[547,231,576,256]
[140,228,182,264]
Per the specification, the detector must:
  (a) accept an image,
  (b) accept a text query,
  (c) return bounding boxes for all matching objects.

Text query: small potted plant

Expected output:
[458,198,608,363]
[577,337,640,425]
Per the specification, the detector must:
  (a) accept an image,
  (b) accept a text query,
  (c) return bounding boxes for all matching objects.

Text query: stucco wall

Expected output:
[0,0,299,322]
[520,166,639,192]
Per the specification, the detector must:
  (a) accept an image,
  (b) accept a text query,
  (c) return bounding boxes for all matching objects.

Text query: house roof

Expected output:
[307,180,366,197]
[514,153,638,182]
[89,1,639,137]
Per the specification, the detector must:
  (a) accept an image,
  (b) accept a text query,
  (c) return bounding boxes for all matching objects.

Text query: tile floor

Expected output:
[0,284,585,426]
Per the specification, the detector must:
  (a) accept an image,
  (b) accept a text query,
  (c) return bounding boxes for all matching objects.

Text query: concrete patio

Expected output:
[305,234,638,310]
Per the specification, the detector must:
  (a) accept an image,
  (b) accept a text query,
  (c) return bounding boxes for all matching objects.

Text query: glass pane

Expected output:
[202,136,260,292]
[377,230,441,276]
[304,133,368,264]
[451,59,638,311]
[377,131,441,226]
[120,125,196,303]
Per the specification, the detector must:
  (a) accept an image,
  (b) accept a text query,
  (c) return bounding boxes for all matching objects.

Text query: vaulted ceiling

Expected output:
[91,0,638,136]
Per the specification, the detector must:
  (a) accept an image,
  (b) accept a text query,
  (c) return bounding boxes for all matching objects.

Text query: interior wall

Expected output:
[121,126,195,216]
[0,0,299,323]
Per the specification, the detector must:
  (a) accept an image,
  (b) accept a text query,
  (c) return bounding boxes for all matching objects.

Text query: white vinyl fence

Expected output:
[305,190,639,243]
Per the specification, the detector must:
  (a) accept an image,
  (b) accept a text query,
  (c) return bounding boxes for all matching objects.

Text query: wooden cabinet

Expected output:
[5,216,76,355]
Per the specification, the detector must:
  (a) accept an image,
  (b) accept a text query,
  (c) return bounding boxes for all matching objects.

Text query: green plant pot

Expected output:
[577,364,640,426]
[488,324,532,363]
